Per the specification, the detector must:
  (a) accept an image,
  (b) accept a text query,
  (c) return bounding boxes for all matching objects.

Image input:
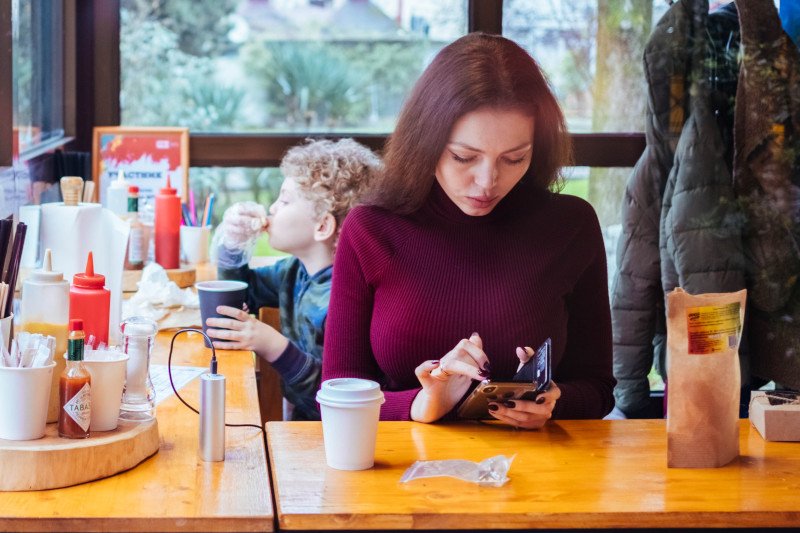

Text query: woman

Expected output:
[322,32,615,428]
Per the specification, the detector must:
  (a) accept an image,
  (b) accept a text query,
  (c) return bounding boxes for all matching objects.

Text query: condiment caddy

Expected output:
[0,245,160,490]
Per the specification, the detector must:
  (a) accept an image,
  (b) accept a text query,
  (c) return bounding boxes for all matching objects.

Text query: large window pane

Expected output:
[559,166,626,280]
[120,0,467,133]
[503,0,669,134]
[561,165,665,394]
[12,0,64,156]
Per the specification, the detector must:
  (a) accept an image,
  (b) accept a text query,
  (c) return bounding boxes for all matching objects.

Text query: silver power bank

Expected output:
[199,372,226,461]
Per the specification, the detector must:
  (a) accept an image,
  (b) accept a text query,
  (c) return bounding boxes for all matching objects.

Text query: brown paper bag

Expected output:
[666,288,745,468]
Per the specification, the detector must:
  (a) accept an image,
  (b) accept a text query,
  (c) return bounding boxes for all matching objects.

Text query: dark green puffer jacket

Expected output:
[612,0,695,417]
[659,2,749,378]
[733,0,800,389]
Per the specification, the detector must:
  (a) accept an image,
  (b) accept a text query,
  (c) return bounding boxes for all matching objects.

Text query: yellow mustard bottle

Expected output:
[20,248,70,423]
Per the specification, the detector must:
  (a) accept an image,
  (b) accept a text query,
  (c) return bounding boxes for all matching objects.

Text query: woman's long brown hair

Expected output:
[370,32,572,214]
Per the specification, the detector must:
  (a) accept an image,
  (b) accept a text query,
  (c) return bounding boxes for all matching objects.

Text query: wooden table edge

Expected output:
[277,510,800,530]
[0,514,273,532]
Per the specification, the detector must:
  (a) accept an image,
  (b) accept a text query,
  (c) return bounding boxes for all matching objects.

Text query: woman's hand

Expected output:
[410,333,491,423]
[205,305,288,362]
[485,345,560,429]
[486,382,561,429]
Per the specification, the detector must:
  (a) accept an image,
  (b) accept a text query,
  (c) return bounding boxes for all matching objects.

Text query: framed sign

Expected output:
[92,127,189,204]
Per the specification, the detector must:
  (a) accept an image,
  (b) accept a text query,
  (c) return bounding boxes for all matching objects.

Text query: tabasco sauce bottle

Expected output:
[59,319,92,439]
[124,185,145,270]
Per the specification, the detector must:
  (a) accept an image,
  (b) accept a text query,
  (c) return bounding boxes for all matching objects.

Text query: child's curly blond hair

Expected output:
[281,139,382,242]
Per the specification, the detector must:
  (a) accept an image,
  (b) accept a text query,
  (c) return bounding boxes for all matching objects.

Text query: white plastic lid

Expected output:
[109,169,127,189]
[195,280,248,292]
[316,378,385,406]
[29,249,64,283]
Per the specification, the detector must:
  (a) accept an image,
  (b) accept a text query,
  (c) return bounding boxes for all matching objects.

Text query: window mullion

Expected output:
[0,0,13,166]
[468,0,502,34]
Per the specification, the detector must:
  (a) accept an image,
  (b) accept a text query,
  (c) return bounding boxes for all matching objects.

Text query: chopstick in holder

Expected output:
[3,222,26,317]
[0,217,12,279]
[0,283,7,321]
[83,180,96,203]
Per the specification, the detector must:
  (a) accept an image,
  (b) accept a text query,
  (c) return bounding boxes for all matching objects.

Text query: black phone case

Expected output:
[513,338,551,389]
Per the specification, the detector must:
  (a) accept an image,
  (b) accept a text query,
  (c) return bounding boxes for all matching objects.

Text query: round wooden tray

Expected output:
[0,419,159,491]
[123,265,197,292]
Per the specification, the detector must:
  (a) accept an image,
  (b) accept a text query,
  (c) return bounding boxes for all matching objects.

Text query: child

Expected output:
[207,139,381,420]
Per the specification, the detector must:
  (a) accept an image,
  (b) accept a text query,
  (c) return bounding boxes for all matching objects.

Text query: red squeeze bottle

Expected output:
[69,252,110,346]
[155,176,181,269]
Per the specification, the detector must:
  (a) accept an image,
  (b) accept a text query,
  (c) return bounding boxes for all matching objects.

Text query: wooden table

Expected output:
[0,332,273,532]
[267,419,800,530]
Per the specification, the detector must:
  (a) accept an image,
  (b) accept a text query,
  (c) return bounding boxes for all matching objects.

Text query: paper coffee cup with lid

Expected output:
[316,378,385,470]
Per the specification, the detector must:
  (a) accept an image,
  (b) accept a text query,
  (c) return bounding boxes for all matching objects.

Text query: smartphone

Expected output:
[457,338,552,420]
[513,338,551,385]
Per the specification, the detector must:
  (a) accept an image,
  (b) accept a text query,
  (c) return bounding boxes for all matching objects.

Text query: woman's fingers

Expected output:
[488,399,551,428]
[452,337,491,376]
[428,336,491,382]
[487,407,547,429]
[537,381,562,403]
[488,386,561,429]
[414,360,441,380]
[469,332,483,350]
[515,346,533,372]
[431,358,484,381]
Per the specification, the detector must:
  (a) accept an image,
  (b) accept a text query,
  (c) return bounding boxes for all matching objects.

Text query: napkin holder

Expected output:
[749,391,800,442]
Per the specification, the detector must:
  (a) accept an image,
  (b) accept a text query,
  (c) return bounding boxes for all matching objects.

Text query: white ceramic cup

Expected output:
[180,225,211,265]
[0,362,56,440]
[83,351,129,431]
[316,378,385,470]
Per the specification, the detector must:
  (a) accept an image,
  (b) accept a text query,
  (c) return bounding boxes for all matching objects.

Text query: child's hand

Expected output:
[220,202,269,250]
[205,305,288,362]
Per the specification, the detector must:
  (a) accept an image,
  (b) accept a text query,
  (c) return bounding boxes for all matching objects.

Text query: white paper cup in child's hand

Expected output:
[316,378,385,470]
[0,362,56,440]
[83,350,129,432]
[180,225,211,265]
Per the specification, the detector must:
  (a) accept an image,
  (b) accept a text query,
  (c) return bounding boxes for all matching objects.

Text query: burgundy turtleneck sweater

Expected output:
[322,181,615,421]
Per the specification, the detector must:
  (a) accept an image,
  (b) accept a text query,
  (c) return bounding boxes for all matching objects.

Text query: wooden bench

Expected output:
[256,307,284,423]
